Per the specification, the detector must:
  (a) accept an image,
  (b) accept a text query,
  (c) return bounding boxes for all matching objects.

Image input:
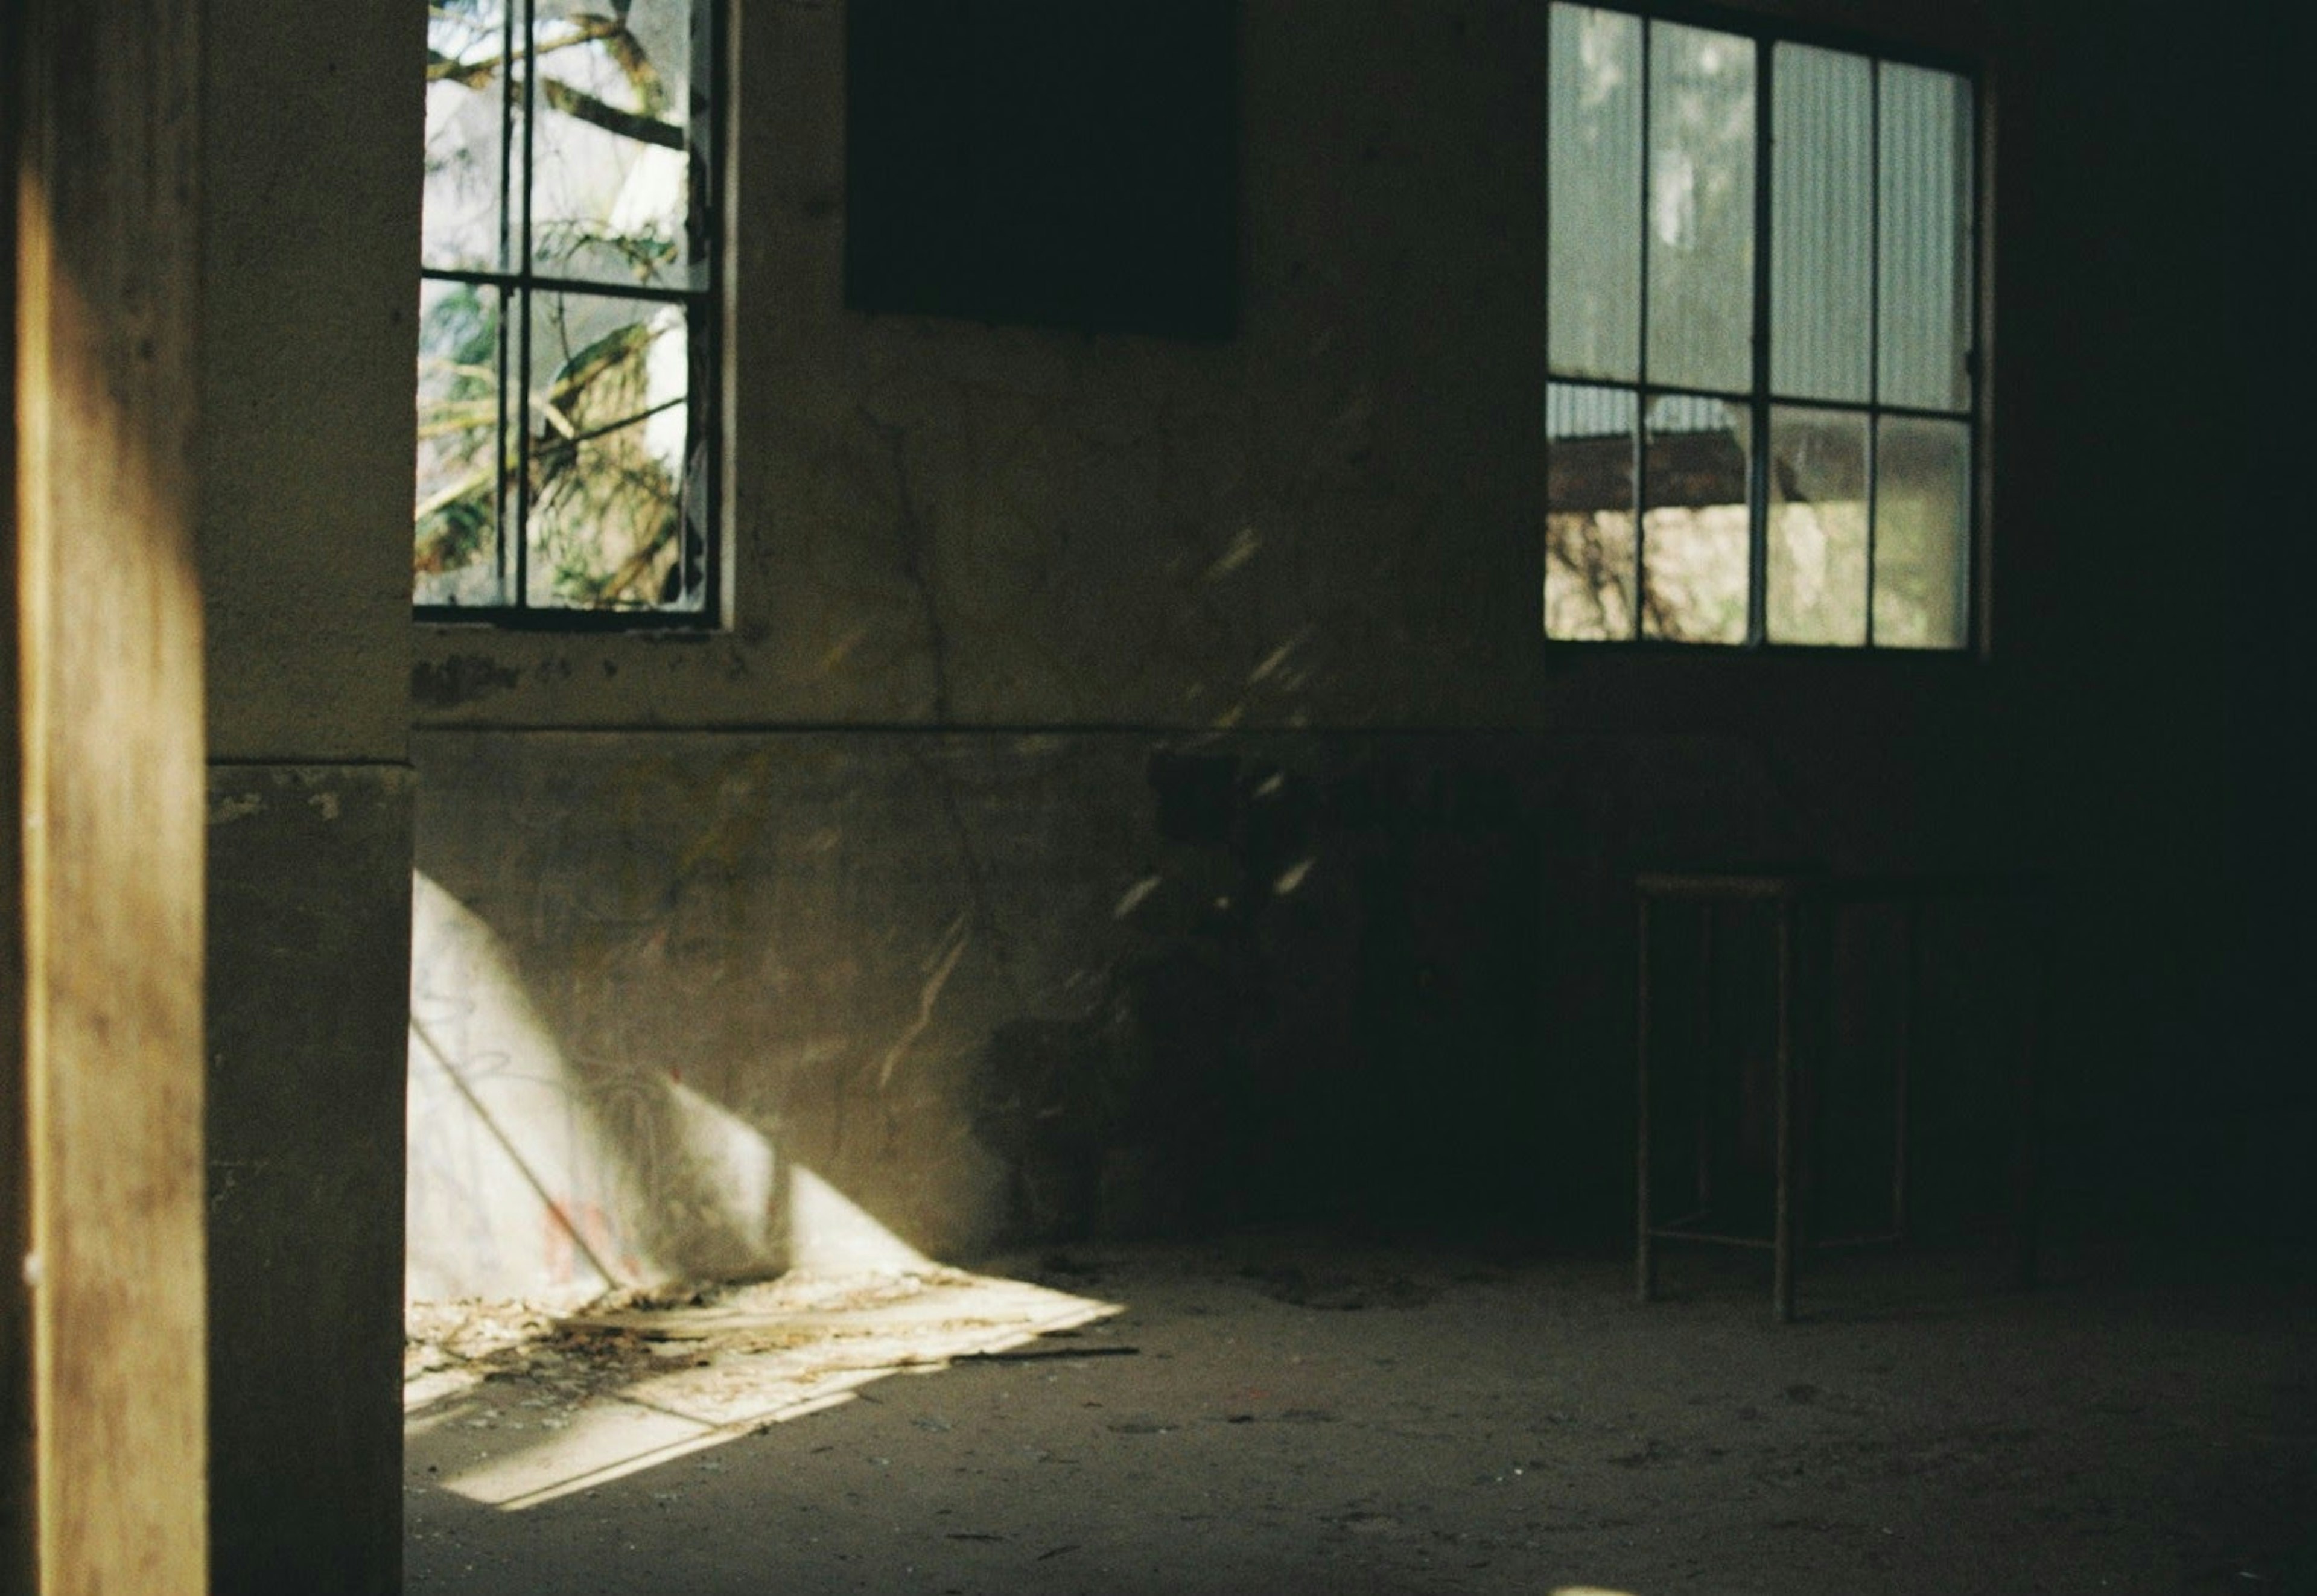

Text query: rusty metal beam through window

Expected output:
[1544,2,1980,651]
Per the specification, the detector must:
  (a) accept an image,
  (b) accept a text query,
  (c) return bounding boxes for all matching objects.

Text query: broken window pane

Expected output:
[1872,415,1970,648]
[1878,63,1973,413]
[1771,44,1872,402]
[1539,16,1975,652]
[1642,393,1749,644]
[1546,383,1639,639]
[415,279,509,608]
[1646,23,1754,394]
[523,293,701,611]
[424,0,515,272]
[1548,5,1644,383]
[416,0,716,617]
[1766,406,1868,645]
[529,0,700,290]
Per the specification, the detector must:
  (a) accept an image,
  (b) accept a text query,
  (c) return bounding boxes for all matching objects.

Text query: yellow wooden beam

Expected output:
[10,0,208,1588]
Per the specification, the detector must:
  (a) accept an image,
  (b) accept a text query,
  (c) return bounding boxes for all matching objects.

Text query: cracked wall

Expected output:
[411,725,2045,1268]
[407,0,2302,1281]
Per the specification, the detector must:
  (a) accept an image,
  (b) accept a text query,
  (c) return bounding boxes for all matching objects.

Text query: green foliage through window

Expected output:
[415,0,716,619]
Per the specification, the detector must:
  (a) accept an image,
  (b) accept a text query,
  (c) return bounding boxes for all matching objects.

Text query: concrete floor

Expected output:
[405,1236,2316,1595]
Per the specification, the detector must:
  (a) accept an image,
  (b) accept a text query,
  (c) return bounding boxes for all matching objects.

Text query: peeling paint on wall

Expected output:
[412,654,524,710]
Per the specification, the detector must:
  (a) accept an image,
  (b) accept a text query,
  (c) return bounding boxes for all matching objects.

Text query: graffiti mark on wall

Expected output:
[406,870,783,1303]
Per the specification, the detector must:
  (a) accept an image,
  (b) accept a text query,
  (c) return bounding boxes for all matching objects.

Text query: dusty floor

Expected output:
[405,1236,2315,1595]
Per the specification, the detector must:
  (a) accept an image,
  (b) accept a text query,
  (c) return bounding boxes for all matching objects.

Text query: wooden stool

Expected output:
[1635,870,2050,1321]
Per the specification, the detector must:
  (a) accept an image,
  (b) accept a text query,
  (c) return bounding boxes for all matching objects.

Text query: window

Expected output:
[416,0,719,623]
[1544,5,1977,649]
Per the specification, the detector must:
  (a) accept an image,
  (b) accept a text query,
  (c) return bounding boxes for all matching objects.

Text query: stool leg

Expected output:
[2012,894,2048,1290]
[1894,901,1918,1242]
[1773,895,1797,1323]
[1637,893,1656,1304]
[1696,906,1715,1214]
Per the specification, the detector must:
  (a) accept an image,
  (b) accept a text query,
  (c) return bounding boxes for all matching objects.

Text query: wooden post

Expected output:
[10,0,209,1589]
[4,5,32,1586]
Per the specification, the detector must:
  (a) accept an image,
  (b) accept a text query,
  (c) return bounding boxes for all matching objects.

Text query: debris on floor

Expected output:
[407,1239,2317,1595]
[405,1263,1123,1509]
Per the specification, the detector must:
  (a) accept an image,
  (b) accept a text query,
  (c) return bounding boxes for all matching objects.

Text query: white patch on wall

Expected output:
[406,871,789,1303]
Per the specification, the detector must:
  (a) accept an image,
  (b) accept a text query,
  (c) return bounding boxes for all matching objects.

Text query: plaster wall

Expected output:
[154,0,2302,1584]
[402,0,2123,1285]
[413,0,2034,741]
[205,767,412,1596]
[201,0,426,763]
[410,716,2044,1273]
[401,0,2294,1281]
[197,2,424,1592]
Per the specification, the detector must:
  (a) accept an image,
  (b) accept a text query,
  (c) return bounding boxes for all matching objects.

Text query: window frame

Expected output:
[1542,0,1986,655]
[415,0,728,632]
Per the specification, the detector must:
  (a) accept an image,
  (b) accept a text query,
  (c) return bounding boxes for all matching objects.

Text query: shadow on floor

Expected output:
[405,1236,2317,1596]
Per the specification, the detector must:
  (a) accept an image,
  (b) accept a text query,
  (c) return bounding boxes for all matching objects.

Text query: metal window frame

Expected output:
[1543,0,1983,654]
[414,0,725,632]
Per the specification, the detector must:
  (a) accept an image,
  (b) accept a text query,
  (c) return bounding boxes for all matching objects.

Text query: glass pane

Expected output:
[1872,415,1970,647]
[1546,383,1639,638]
[525,292,701,610]
[1878,63,1973,412]
[414,279,507,606]
[1770,45,1871,401]
[1766,406,1868,644]
[529,0,701,288]
[423,0,514,271]
[1642,393,1749,643]
[1646,24,1755,393]
[1548,5,1643,382]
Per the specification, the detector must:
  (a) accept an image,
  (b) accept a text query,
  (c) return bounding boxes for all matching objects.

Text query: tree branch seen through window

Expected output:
[415,0,717,621]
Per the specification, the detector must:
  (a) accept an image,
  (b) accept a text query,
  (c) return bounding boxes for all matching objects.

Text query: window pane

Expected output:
[424,0,513,272]
[1646,24,1754,394]
[1872,415,1969,647]
[1770,45,1871,401]
[1878,63,1972,412]
[1548,5,1643,382]
[1766,406,1867,644]
[529,0,701,289]
[524,293,702,610]
[1642,393,1749,643]
[414,279,508,606]
[1546,383,1639,638]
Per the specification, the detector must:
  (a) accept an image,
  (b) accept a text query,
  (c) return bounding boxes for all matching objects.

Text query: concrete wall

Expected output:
[413,0,2256,1286]
[407,863,786,1301]
[198,2,423,1592]
[172,0,2303,1580]
[412,0,2306,1278]
[188,0,2311,1570]
[412,721,2054,1271]
[205,768,412,1594]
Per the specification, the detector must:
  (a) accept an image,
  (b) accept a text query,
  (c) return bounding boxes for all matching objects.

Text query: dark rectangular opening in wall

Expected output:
[844,0,1238,339]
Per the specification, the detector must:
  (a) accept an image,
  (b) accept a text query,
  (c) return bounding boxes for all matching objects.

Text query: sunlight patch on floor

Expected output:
[406,1250,1119,1511]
